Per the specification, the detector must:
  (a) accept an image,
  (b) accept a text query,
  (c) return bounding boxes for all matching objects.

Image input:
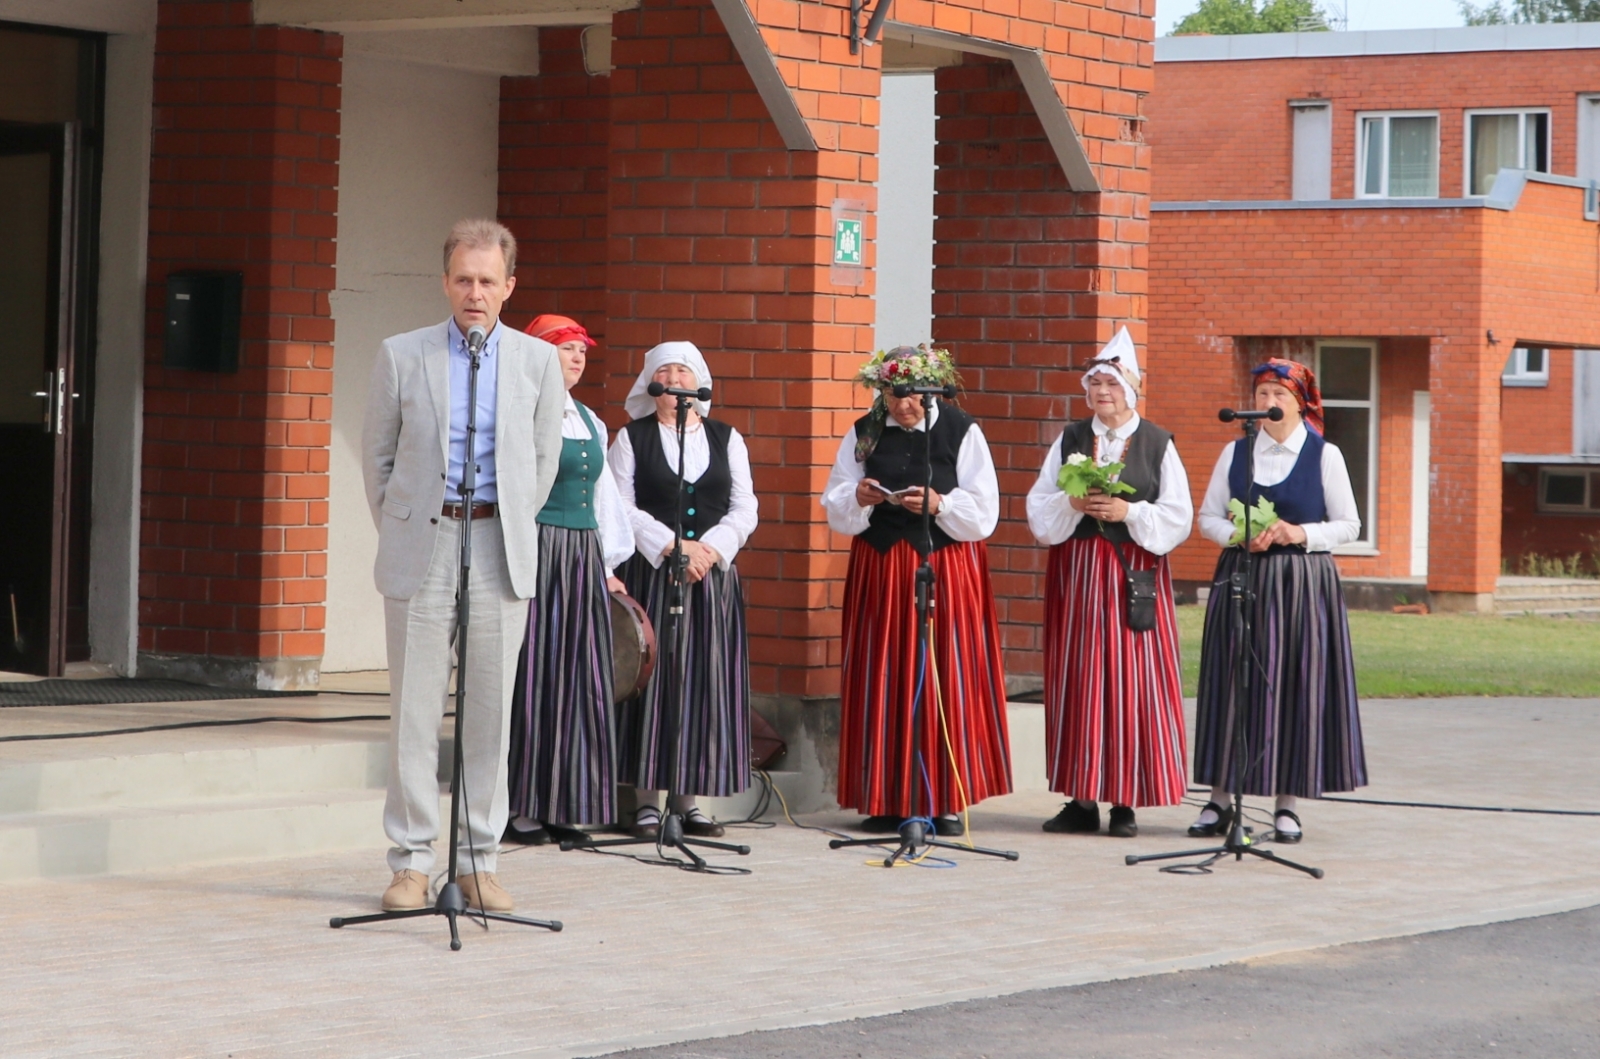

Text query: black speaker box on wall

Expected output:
[163,270,242,373]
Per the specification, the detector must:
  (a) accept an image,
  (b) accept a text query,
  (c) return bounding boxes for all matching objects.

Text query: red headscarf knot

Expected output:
[1251,358,1324,436]
[525,313,596,349]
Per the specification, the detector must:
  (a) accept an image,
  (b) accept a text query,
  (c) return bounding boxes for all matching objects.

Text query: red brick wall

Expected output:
[605,0,878,697]
[1151,50,1600,202]
[499,27,611,411]
[140,0,339,679]
[932,55,1147,677]
[1501,466,1600,570]
[1501,347,1574,456]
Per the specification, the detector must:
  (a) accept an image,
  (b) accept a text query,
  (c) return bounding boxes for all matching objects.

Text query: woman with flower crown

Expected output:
[1025,327,1193,839]
[821,345,1012,836]
[1187,358,1365,845]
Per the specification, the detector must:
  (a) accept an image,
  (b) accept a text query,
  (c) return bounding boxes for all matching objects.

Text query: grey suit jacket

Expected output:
[362,320,566,601]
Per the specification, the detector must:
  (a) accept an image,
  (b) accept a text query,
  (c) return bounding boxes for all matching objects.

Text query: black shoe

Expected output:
[631,806,661,840]
[933,814,964,837]
[859,814,905,834]
[1187,801,1234,838]
[502,819,549,846]
[544,821,591,846]
[682,808,725,838]
[1107,805,1138,838]
[1272,809,1303,844]
[1042,800,1100,834]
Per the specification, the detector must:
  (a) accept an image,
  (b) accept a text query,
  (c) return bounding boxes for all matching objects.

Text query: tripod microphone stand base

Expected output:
[830,820,1019,868]
[1124,819,1323,879]
[560,811,751,871]
[330,881,563,951]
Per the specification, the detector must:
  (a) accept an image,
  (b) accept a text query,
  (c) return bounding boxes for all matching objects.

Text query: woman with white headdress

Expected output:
[1025,327,1192,839]
[821,345,1012,836]
[607,341,759,840]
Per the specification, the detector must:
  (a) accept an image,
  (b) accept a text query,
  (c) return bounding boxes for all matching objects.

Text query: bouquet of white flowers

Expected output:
[1057,452,1136,498]
[1227,496,1280,546]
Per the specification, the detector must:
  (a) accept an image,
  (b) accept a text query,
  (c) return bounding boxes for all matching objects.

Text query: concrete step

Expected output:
[1494,577,1600,599]
[0,788,408,882]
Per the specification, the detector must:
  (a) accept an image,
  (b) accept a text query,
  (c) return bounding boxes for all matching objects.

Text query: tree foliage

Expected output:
[1172,0,1332,34]
[1460,0,1600,22]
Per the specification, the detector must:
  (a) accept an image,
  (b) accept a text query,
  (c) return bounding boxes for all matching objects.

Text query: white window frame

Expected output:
[1464,108,1552,197]
[1502,345,1551,388]
[1356,110,1440,199]
[1315,339,1379,552]
[1536,467,1600,514]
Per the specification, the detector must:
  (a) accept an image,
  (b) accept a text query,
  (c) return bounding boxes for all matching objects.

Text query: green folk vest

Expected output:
[537,402,603,530]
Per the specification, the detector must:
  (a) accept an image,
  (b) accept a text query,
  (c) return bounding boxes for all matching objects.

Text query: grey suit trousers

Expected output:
[383,516,529,876]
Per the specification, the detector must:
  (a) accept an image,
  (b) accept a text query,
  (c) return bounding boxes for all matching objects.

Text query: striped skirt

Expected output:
[507,524,617,825]
[1193,548,1367,797]
[616,555,750,796]
[1043,536,1187,808]
[837,537,1012,818]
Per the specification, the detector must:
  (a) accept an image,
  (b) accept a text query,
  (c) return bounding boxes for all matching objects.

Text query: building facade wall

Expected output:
[1150,49,1600,202]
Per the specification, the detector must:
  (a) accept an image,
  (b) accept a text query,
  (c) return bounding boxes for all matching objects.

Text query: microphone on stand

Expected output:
[1218,406,1284,423]
[466,325,488,355]
[647,381,713,402]
[891,383,958,399]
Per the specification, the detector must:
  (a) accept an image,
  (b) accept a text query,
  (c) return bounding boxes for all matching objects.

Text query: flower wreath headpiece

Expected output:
[852,344,962,462]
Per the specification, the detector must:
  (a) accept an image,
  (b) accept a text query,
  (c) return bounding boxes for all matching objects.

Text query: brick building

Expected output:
[1148,25,1600,611]
[0,0,1154,752]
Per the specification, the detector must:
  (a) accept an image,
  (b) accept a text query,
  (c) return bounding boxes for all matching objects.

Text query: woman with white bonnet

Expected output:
[608,341,759,840]
[1026,326,1192,838]
[821,344,1012,837]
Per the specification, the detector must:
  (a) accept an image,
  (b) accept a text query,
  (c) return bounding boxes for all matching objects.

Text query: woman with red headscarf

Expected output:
[503,315,634,846]
[1189,358,1367,844]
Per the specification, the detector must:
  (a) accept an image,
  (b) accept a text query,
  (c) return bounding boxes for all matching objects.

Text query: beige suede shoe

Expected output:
[381,869,430,911]
[458,871,514,913]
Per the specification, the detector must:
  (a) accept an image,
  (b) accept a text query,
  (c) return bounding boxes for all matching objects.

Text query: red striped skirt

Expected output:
[1043,536,1187,808]
[837,537,1012,817]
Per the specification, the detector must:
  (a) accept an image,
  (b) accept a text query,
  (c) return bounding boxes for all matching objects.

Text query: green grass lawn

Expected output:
[1175,605,1600,698]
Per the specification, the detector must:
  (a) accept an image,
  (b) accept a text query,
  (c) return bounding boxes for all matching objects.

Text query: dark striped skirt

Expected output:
[1193,547,1367,797]
[837,537,1012,818]
[616,554,750,796]
[1043,536,1187,808]
[507,524,617,825]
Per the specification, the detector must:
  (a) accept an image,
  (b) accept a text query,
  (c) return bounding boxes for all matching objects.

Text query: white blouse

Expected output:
[820,401,1000,542]
[607,417,760,570]
[1024,413,1194,557]
[1196,423,1362,552]
[560,396,635,574]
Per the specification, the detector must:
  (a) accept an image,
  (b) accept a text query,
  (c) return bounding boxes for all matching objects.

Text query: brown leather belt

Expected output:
[440,502,497,520]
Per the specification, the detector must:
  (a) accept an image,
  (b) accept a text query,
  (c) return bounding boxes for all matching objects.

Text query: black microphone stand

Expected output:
[332,328,565,947]
[561,388,751,870]
[830,387,1018,867]
[1125,410,1322,879]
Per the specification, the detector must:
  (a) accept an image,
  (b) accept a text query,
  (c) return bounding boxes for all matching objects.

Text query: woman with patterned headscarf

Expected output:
[1189,357,1367,844]
[1025,327,1193,839]
[607,341,759,840]
[821,345,1012,837]
[503,315,635,847]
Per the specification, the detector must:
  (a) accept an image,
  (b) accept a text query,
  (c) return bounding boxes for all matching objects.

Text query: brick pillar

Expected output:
[1429,334,1500,612]
[499,27,611,410]
[932,55,1149,682]
[140,0,340,688]
[607,0,877,699]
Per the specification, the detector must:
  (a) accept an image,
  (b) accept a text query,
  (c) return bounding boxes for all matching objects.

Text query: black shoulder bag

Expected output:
[1103,531,1158,633]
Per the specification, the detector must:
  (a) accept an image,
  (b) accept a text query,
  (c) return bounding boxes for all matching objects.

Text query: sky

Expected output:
[1155,0,1470,36]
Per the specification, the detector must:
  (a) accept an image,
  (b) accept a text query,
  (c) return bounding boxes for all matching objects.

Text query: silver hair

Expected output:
[442,218,518,277]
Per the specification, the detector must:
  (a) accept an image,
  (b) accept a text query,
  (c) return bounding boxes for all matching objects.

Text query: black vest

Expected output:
[626,416,733,544]
[1059,417,1175,545]
[859,403,975,555]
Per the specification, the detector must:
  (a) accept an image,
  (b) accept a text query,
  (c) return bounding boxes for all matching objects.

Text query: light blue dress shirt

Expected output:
[445,317,500,504]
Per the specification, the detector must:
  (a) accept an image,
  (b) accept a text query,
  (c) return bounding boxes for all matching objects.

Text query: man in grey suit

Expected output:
[362,219,565,914]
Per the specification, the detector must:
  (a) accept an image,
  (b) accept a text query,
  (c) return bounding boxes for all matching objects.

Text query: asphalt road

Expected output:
[596,904,1600,1059]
